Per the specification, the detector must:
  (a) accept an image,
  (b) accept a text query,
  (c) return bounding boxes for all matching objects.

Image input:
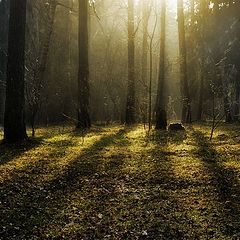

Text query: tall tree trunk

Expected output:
[125,0,136,125]
[155,0,167,130]
[196,0,207,121]
[177,0,191,123]
[4,0,28,142]
[0,0,9,125]
[141,0,150,125]
[77,0,91,129]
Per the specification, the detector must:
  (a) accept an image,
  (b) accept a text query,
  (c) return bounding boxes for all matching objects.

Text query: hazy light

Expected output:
[133,0,177,11]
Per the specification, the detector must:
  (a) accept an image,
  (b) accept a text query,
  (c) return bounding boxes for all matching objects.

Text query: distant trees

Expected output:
[125,0,136,125]
[155,0,167,130]
[2,0,240,137]
[77,0,91,129]
[27,0,57,136]
[185,0,240,122]
[4,0,28,142]
[177,0,191,123]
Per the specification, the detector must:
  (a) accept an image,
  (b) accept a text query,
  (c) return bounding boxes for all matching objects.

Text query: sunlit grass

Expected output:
[0,123,240,239]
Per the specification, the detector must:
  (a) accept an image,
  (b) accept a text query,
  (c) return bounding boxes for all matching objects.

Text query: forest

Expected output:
[0,0,240,239]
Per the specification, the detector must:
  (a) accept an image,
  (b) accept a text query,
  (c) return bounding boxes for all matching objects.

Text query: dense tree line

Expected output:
[0,0,240,142]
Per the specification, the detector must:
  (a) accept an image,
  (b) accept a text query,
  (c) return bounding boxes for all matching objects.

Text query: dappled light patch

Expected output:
[0,124,240,239]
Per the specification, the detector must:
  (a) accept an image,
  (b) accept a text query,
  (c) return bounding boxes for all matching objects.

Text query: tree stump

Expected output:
[168,123,185,131]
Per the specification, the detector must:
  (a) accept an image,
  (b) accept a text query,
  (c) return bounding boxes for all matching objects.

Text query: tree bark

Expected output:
[0,0,8,125]
[177,0,191,123]
[125,0,136,125]
[77,0,91,129]
[4,0,28,142]
[155,0,167,130]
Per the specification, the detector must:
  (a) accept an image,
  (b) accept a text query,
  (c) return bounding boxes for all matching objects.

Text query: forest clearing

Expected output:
[0,124,240,239]
[1,0,240,239]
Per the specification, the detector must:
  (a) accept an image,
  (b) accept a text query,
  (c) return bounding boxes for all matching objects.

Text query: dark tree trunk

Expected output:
[177,0,191,123]
[0,0,9,125]
[77,0,91,129]
[4,0,28,143]
[155,0,167,130]
[125,0,136,125]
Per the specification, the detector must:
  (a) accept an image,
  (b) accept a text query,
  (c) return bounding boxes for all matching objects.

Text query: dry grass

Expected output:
[0,124,240,239]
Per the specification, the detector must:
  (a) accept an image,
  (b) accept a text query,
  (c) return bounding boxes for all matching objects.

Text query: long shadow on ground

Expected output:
[0,138,43,165]
[142,130,205,239]
[192,130,240,238]
[0,127,133,240]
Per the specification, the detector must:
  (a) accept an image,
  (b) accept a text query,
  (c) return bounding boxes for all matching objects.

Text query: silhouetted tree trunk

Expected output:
[77,0,91,129]
[0,0,8,125]
[177,0,191,123]
[125,0,136,125]
[4,0,28,143]
[155,0,167,130]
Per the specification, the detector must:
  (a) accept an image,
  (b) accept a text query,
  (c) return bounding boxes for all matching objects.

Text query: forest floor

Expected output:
[0,124,240,239]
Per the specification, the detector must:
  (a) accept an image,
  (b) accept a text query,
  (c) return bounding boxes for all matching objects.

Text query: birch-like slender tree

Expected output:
[125,0,136,124]
[155,0,167,130]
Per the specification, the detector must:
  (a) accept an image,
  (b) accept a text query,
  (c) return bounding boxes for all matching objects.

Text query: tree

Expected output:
[0,0,9,125]
[77,0,91,129]
[4,0,28,143]
[125,0,136,125]
[177,0,191,123]
[155,0,167,130]
[141,0,151,125]
[27,0,58,136]
[196,0,207,121]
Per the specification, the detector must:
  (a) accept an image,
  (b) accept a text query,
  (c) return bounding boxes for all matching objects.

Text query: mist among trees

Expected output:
[0,0,240,239]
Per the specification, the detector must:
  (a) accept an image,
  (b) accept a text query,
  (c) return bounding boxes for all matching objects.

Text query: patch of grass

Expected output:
[0,124,240,239]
